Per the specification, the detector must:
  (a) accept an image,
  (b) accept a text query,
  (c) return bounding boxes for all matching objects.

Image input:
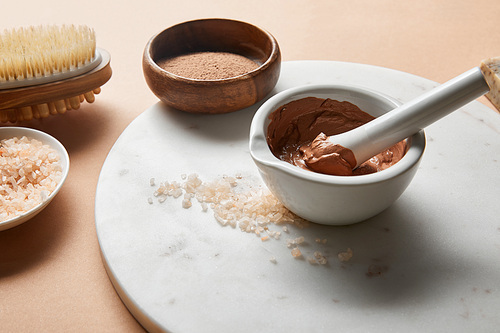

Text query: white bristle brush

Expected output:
[0,25,112,123]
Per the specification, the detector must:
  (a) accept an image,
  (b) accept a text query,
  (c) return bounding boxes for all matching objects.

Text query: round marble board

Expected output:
[95,61,500,333]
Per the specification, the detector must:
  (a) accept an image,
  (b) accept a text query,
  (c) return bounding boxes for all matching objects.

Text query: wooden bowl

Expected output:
[142,18,281,113]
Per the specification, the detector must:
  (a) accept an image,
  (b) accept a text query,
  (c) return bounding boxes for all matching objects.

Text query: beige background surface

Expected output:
[1,0,499,331]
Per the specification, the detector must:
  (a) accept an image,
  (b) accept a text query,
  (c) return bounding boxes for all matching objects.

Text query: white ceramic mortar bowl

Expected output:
[0,127,70,231]
[249,84,426,225]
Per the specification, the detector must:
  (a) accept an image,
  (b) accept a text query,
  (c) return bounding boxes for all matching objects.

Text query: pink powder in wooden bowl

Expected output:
[157,51,259,80]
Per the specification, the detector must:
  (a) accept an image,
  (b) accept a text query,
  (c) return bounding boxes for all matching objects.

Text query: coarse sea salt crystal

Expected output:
[182,198,192,208]
[308,257,318,265]
[0,136,61,222]
[148,173,323,263]
[291,247,302,258]
[313,251,328,265]
[338,248,353,262]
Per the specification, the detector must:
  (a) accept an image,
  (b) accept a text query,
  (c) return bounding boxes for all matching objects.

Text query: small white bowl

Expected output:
[0,127,70,231]
[249,84,426,225]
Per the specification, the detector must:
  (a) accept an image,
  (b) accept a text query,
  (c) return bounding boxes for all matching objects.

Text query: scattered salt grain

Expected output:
[291,247,302,258]
[149,178,155,186]
[313,251,328,265]
[182,198,192,208]
[269,256,277,264]
[317,257,328,265]
[337,248,353,262]
[171,187,183,198]
[307,257,318,265]
[151,173,307,236]
[149,173,346,265]
[287,236,305,248]
[147,197,153,205]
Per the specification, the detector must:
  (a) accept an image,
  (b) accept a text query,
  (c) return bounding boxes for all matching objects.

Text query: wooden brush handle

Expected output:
[0,48,112,110]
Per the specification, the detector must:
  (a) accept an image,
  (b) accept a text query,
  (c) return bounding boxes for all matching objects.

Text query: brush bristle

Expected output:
[0,25,96,82]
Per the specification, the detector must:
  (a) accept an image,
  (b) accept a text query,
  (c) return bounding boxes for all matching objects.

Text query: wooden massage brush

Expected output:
[0,25,111,123]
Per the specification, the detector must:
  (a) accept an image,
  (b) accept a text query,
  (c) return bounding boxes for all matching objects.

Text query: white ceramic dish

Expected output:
[0,127,70,231]
[249,84,426,225]
[95,61,500,333]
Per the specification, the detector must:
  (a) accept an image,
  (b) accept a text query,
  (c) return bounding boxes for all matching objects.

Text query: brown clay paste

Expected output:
[266,97,407,176]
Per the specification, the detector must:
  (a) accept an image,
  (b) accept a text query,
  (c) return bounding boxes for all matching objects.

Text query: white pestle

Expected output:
[328,67,491,168]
